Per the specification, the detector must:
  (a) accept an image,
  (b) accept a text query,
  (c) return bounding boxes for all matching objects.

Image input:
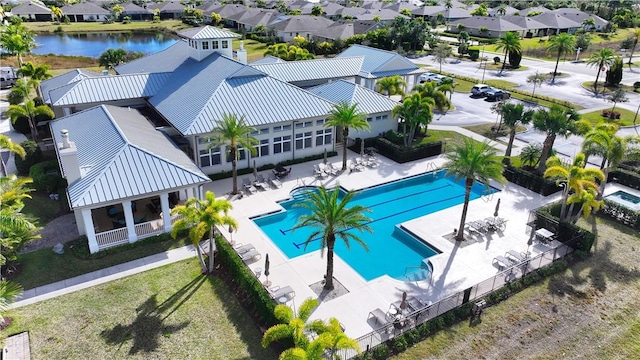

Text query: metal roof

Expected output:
[308,80,399,115]
[48,73,171,106]
[10,1,52,14]
[50,105,210,209]
[448,16,524,32]
[251,57,364,83]
[178,26,242,40]
[337,45,418,78]
[115,41,191,74]
[41,69,100,104]
[249,56,285,65]
[150,53,334,135]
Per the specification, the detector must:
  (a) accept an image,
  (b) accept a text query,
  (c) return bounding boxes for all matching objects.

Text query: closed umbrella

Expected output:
[253,160,258,181]
[399,291,408,310]
[494,198,501,219]
[263,253,271,287]
[323,148,327,164]
[360,139,365,156]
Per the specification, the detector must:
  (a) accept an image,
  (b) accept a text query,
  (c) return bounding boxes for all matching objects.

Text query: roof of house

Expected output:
[269,15,335,32]
[50,105,210,209]
[552,8,608,26]
[383,3,418,13]
[209,3,248,17]
[520,6,550,16]
[336,44,419,78]
[239,10,283,27]
[61,2,110,15]
[41,69,100,104]
[178,25,241,40]
[501,15,548,30]
[148,53,335,135]
[356,8,405,21]
[487,5,519,16]
[308,79,399,115]
[251,56,364,82]
[531,12,581,29]
[122,3,153,15]
[413,5,470,18]
[320,2,345,16]
[146,1,185,12]
[226,8,279,24]
[115,40,192,74]
[448,16,523,32]
[249,55,285,65]
[314,20,379,40]
[47,73,172,106]
[334,7,368,17]
[10,1,51,15]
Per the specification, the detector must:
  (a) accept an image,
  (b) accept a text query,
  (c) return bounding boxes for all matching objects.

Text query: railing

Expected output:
[96,227,129,250]
[134,218,164,239]
[337,235,580,359]
[425,162,437,172]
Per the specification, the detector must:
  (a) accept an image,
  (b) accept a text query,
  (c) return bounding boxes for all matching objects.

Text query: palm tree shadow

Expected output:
[100,275,206,354]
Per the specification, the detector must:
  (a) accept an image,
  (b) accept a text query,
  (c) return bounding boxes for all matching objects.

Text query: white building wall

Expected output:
[351,111,396,139]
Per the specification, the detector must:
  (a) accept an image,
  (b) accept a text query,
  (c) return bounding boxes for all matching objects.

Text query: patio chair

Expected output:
[469,220,489,233]
[505,250,527,263]
[255,174,269,190]
[313,164,327,178]
[242,178,257,194]
[269,285,296,301]
[368,308,389,326]
[233,243,255,254]
[268,173,282,188]
[350,159,364,172]
[485,217,507,231]
[327,163,340,175]
[492,255,514,270]
[241,249,261,264]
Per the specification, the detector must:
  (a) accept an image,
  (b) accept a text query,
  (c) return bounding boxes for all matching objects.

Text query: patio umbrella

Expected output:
[493,198,501,219]
[399,291,408,310]
[263,253,271,287]
[253,160,258,181]
[323,148,327,164]
[360,140,365,156]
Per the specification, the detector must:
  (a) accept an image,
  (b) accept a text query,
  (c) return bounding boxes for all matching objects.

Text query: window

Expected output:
[251,127,270,136]
[295,121,313,129]
[199,147,221,167]
[212,41,219,49]
[295,131,312,150]
[254,139,269,157]
[375,115,388,121]
[316,119,326,126]
[316,128,332,146]
[198,136,212,144]
[222,40,229,49]
[366,117,373,122]
[202,41,209,50]
[273,124,292,133]
[194,41,198,49]
[226,146,246,162]
[273,135,291,154]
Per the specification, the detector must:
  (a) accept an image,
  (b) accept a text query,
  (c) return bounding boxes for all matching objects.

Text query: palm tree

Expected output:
[51,6,63,22]
[519,143,542,168]
[18,62,52,99]
[375,75,406,98]
[501,103,534,157]
[444,139,505,241]
[608,88,629,115]
[5,99,55,141]
[413,81,449,113]
[392,92,433,147]
[532,105,590,174]
[262,298,319,351]
[324,102,370,171]
[0,280,23,325]
[170,191,238,273]
[438,77,456,101]
[293,187,372,291]
[0,24,36,66]
[495,32,521,75]
[207,113,258,195]
[0,135,26,177]
[627,28,640,66]
[526,71,547,97]
[581,17,596,31]
[546,33,575,84]
[581,122,619,165]
[432,43,452,73]
[586,48,617,95]
[544,153,604,221]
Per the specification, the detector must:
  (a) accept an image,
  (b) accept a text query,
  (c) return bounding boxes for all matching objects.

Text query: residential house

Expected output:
[121,3,154,21]
[447,16,524,38]
[487,5,519,17]
[320,2,345,19]
[412,6,471,22]
[10,0,52,21]
[552,7,608,31]
[356,9,406,24]
[501,15,548,38]
[268,15,335,41]
[314,20,381,42]
[146,1,187,20]
[226,8,281,31]
[531,12,582,35]
[61,2,110,22]
[333,7,368,20]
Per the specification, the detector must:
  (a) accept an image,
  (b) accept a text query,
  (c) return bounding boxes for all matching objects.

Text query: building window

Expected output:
[316,128,332,146]
[198,136,212,144]
[226,146,246,162]
[273,124,292,133]
[295,131,313,150]
[254,139,269,157]
[199,147,221,167]
[194,41,198,49]
[212,41,219,49]
[251,127,270,136]
[273,135,291,154]
[222,40,229,49]
[295,121,313,129]
[202,41,209,50]
[366,117,373,122]
[316,119,326,126]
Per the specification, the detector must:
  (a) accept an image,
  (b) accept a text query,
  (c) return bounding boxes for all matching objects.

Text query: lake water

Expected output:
[32,32,179,58]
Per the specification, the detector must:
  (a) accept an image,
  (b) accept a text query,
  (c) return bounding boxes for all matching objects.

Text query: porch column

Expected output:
[123,200,138,243]
[82,208,99,253]
[160,193,172,233]
[191,187,198,200]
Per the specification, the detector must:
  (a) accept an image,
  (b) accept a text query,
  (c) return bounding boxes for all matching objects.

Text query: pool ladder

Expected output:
[403,264,430,283]
[481,189,494,202]
[425,162,437,173]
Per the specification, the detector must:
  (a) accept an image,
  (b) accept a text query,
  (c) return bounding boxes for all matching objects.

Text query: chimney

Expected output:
[58,129,81,185]
[236,41,247,64]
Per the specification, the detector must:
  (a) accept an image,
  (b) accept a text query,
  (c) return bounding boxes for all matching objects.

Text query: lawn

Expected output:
[463,123,527,141]
[392,216,640,359]
[5,258,278,359]
[22,192,65,225]
[579,107,639,127]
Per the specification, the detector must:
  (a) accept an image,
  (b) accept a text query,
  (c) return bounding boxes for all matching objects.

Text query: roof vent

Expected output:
[102,70,109,76]
[61,129,71,149]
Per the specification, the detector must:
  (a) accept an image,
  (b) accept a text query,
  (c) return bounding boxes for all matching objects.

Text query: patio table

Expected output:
[535,228,555,243]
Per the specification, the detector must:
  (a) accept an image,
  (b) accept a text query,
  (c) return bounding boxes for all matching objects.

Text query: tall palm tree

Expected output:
[0,135,26,177]
[324,102,370,171]
[51,6,63,22]
[18,62,52,99]
[293,187,372,290]
[501,103,534,157]
[627,28,640,66]
[170,191,238,273]
[413,81,449,113]
[495,32,521,75]
[532,105,590,174]
[438,77,456,101]
[392,92,433,147]
[544,153,604,221]
[526,71,547,97]
[5,99,55,141]
[0,24,36,66]
[0,280,23,325]
[444,139,505,241]
[208,113,258,195]
[546,33,575,84]
[581,122,619,165]
[375,75,406,98]
[586,48,617,95]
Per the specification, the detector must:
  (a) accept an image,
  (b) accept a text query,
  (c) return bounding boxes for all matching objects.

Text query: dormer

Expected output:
[178,26,242,62]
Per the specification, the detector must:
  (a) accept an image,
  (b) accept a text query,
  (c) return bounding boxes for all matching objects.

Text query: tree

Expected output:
[392,92,434,146]
[495,32,521,75]
[432,43,452,73]
[605,57,623,86]
[547,33,575,84]
[375,75,406,98]
[264,44,315,61]
[519,143,542,168]
[207,113,258,195]
[444,139,505,241]
[526,71,547,97]
[18,62,52,99]
[0,281,23,325]
[99,48,128,70]
[51,6,64,22]
[575,32,592,52]
[581,17,596,31]
[413,81,450,113]
[292,187,372,291]
[470,3,488,16]
[532,105,590,174]
[608,88,628,115]
[311,5,324,16]
[0,135,26,177]
[501,103,534,157]
[111,4,124,20]
[5,100,55,141]
[324,102,370,171]
[0,24,36,66]
[210,12,222,26]
[438,77,456,101]
[627,28,640,66]
[586,48,617,95]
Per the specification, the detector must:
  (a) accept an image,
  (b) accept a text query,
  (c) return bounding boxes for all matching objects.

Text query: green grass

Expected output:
[5,258,278,359]
[421,129,476,152]
[462,123,527,141]
[22,20,190,33]
[579,107,639,127]
[22,192,64,225]
[232,38,270,63]
[581,81,638,94]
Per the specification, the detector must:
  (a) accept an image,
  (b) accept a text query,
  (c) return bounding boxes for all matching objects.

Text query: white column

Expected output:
[191,187,198,200]
[123,200,137,243]
[81,209,99,253]
[160,193,172,233]
[63,107,71,116]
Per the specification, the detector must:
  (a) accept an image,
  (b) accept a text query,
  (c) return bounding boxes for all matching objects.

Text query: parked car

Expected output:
[471,84,491,97]
[418,72,450,84]
[484,88,511,101]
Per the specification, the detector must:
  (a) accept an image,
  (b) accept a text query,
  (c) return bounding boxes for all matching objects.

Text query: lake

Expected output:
[32,32,179,58]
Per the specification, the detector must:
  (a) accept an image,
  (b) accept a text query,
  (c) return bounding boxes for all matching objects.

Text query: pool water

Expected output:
[252,171,498,281]
[605,190,640,210]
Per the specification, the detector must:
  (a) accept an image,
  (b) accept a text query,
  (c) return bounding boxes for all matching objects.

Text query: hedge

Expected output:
[29,160,66,192]
[15,140,42,176]
[535,202,595,254]
[208,152,338,181]
[600,199,640,230]
[503,165,562,196]
[374,137,443,163]
[608,168,640,190]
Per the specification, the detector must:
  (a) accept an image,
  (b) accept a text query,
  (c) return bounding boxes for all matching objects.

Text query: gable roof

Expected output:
[315,20,379,40]
[178,25,241,40]
[41,69,101,104]
[269,15,335,32]
[210,3,248,17]
[336,45,419,78]
[501,15,548,30]
[251,56,364,82]
[552,8,608,27]
[356,8,406,21]
[448,16,524,32]
[50,105,210,208]
[308,80,399,115]
[115,40,192,74]
[531,12,581,29]
[10,1,52,15]
[249,55,285,65]
[61,2,110,15]
[146,1,185,12]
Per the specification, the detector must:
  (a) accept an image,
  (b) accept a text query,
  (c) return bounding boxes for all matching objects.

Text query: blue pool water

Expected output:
[252,171,498,281]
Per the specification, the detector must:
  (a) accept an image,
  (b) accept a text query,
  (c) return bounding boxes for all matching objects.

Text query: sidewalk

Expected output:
[10,244,198,309]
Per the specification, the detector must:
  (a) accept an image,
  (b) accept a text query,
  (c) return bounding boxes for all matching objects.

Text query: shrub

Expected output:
[634,81,640,90]
[391,336,408,353]
[601,109,621,119]
[493,56,501,64]
[609,168,640,190]
[15,140,43,176]
[374,137,442,163]
[404,328,421,345]
[7,89,25,105]
[371,344,389,360]
[28,160,65,192]
[503,165,562,196]
[442,311,456,325]
[600,199,640,229]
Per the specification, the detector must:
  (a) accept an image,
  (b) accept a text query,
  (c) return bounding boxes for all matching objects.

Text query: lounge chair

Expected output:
[242,178,257,194]
[485,217,507,231]
[313,164,327,178]
[505,250,527,263]
[269,285,296,301]
[233,243,255,254]
[492,255,514,270]
[368,308,389,325]
[241,249,261,264]
[327,163,340,175]
[255,174,269,190]
[468,220,489,233]
[268,173,282,188]
[350,159,364,172]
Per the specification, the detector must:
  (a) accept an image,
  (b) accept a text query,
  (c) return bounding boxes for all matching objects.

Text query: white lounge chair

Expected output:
[505,250,527,263]
[327,163,340,175]
[233,243,255,254]
[368,308,388,325]
[493,255,514,270]
[242,178,257,194]
[241,249,261,264]
[268,173,282,188]
[313,164,327,178]
[269,285,296,301]
[255,174,269,190]
[350,159,364,172]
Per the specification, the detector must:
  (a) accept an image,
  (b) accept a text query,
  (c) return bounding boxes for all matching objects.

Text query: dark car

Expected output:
[484,88,511,101]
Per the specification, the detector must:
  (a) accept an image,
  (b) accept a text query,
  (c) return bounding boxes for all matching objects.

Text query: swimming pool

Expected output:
[605,190,640,211]
[252,170,498,281]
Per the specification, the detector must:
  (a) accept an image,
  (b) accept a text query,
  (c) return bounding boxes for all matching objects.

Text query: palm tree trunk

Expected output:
[195,244,207,273]
[231,148,238,194]
[500,50,508,74]
[505,127,516,157]
[537,134,556,174]
[27,115,38,141]
[324,238,335,290]
[593,62,603,95]
[455,178,473,241]
[560,184,570,220]
[341,128,349,170]
[208,228,215,273]
[552,51,561,83]
[629,39,637,66]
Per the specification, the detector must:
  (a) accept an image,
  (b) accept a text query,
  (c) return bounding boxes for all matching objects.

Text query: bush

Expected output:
[15,140,42,176]
[371,344,389,360]
[600,199,640,229]
[28,160,65,192]
[634,81,640,90]
[601,109,621,119]
[503,165,562,196]
[375,137,443,163]
[609,168,640,190]
[391,336,408,353]
[7,89,25,105]
[404,328,421,345]
[493,56,501,64]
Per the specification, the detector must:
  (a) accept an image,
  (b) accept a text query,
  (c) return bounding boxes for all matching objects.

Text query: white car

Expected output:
[418,72,447,84]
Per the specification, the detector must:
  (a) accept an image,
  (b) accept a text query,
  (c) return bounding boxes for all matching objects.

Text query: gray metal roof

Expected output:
[448,16,524,32]
[337,45,418,78]
[357,9,406,21]
[531,12,581,29]
[48,73,171,106]
[178,26,242,40]
[10,1,51,15]
[269,15,335,32]
[50,105,209,209]
[308,79,399,115]
[149,53,335,135]
[552,8,608,27]
[41,69,100,104]
[251,57,364,82]
[115,40,191,74]
[501,15,548,30]
[122,3,153,15]
[61,2,110,15]
[249,56,285,65]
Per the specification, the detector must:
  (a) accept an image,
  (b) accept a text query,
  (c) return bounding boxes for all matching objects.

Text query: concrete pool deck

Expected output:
[202,149,566,339]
